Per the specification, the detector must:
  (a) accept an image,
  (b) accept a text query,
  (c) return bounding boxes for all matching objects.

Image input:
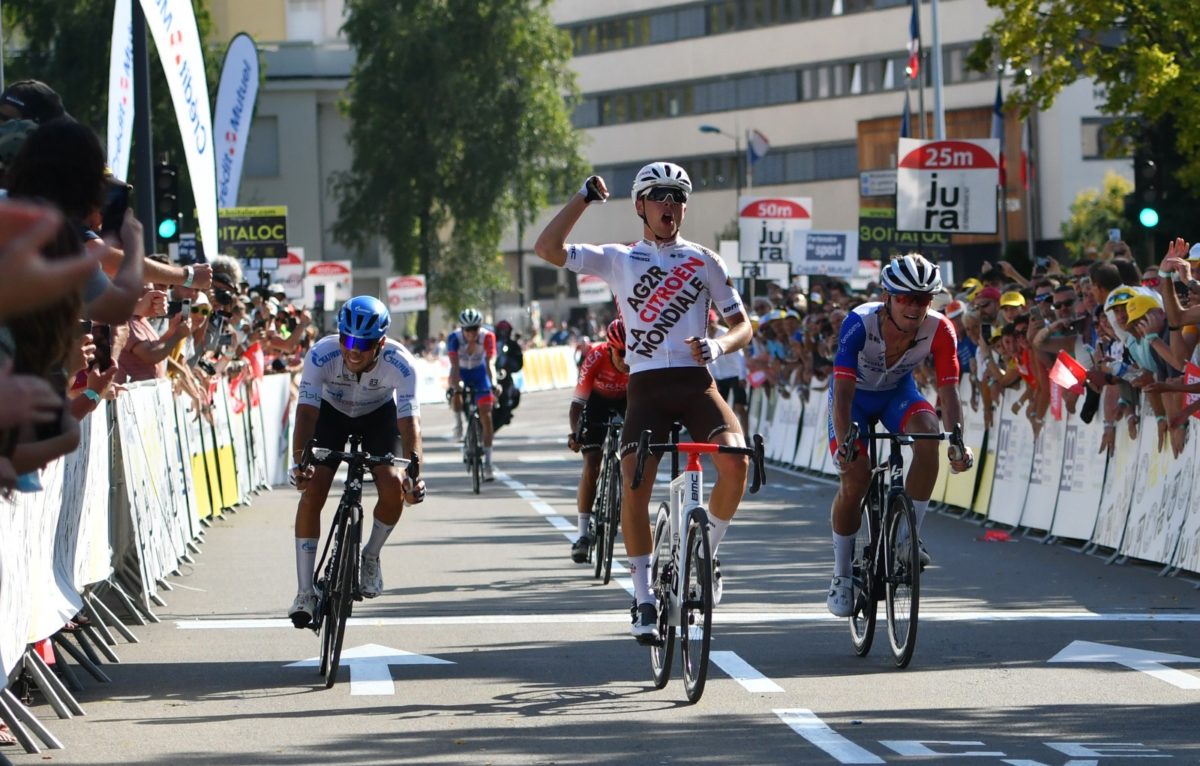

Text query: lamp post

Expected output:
[698,124,742,210]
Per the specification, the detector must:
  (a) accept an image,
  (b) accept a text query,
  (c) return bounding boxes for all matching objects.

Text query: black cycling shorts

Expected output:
[311,399,400,469]
[715,376,748,407]
[621,368,741,457]
[580,395,626,452]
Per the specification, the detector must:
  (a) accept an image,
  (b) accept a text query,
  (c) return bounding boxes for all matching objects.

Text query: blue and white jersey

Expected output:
[298,335,420,418]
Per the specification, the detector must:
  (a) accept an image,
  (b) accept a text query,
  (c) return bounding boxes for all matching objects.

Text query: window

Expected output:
[1081,118,1127,159]
[530,267,559,299]
[244,116,280,178]
[287,0,322,42]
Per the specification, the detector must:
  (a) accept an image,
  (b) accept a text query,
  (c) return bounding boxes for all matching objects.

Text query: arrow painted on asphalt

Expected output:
[286,643,454,695]
[1049,640,1200,689]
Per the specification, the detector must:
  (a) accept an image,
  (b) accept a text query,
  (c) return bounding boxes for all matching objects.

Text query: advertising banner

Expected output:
[218,206,288,260]
[576,273,612,305]
[857,208,951,261]
[789,230,859,277]
[106,0,134,180]
[387,275,428,313]
[738,196,812,264]
[897,138,1000,233]
[214,33,261,210]
[304,260,353,310]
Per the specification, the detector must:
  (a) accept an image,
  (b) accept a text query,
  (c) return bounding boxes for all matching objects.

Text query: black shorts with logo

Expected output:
[311,399,399,469]
[580,395,627,452]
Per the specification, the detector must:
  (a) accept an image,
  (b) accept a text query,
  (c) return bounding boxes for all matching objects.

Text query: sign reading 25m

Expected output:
[896,138,999,234]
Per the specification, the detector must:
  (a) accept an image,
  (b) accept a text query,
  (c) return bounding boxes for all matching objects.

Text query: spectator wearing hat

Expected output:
[998,290,1027,324]
[0,79,69,124]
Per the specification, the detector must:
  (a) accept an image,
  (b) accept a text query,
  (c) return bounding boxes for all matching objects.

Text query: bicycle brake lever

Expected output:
[750,434,765,494]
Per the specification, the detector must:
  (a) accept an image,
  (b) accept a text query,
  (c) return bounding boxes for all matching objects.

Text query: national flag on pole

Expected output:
[1048,350,1087,394]
[1020,118,1032,190]
[992,80,1007,187]
[747,129,770,165]
[907,0,921,79]
[900,90,912,139]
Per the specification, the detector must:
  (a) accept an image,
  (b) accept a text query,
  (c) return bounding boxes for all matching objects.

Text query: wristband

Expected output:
[82,389,101,403]
[1143,333,1160,344]
[183,265,195,288]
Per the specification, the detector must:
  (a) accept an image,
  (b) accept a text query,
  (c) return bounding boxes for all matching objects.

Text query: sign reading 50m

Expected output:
[737,196,813,264]
[896,138,999,234]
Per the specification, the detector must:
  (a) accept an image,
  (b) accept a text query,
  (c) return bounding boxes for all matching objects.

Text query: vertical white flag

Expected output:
[138,0,218,258]
[213,33,260,210]
[106,0,134,180]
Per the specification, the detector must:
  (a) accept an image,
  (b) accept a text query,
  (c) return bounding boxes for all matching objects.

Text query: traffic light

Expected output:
[154,161,181,243]
[1132,153,1160,229]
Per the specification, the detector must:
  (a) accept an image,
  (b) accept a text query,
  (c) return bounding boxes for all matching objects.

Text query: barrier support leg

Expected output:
[22,649,84,718]
[186,540,202,555]
[85,590,139,643]
[99,579,149,626]
[52,633,111,683]
[0,687,57,753]
[115,570,161,622]
[48,641,83,693]
[80,603,118,647]
[80,626,120,663]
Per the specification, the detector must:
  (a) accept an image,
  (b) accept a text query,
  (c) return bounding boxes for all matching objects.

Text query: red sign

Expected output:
[739,198,811,219]
[308,262,351,276]
[898,140,999,170]
[388,276,424,290]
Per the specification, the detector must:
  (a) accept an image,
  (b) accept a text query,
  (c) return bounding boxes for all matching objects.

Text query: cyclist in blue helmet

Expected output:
[286,295,427,628]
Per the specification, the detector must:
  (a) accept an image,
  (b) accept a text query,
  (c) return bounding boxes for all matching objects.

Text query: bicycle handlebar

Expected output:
[840,423,965,463]
[629,429,767,494]
[299,438,420,479]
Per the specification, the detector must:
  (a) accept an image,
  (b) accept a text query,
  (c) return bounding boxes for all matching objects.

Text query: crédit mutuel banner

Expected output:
[896,138,999,234]
[139,0,218,259]
[214,33,260,210]
[106,0,134,181]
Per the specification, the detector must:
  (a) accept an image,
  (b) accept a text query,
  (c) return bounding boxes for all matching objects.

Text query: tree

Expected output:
[333,0,587,329]
[2,0,220,231]
[970,2,1200,191]
[1059,170,1132,260]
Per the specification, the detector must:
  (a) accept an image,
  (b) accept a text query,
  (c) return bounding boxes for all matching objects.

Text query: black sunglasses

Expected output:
[1052,299,1074,309]
[643,187,688,204]
[1034,293,1053,303]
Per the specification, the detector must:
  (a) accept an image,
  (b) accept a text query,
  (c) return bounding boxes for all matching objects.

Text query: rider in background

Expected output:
[826,254,973,617]
[447,307,498,482]
[288,296,426,628]
[567,317,630,563]
[492,319,524,431]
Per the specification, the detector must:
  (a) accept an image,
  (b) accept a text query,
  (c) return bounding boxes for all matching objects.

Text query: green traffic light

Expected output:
[1138,207,1160,228]
[158,218,178,239]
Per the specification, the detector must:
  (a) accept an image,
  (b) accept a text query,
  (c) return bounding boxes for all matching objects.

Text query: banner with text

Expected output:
[387,275,427,313]
[738,197,813,264]
[106,0,134,180]
[304,260,353,310]
[858,208,952,260]
[789,230,859,277]
[577,273,613,304]
[214,33,261,210]
[896,138,999,234]
[219,206,287,260]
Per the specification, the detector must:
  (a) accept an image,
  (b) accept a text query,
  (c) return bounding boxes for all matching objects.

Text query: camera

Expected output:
[167,299,190,318]
[92,324,113,371]
[197,359,217,376]
[100,178,132,234]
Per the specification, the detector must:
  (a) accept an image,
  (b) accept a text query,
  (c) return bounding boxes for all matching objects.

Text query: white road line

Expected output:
[549,517,575,532]
[775,709,885,764]
[710,651,784,692]
[530,501,557,516]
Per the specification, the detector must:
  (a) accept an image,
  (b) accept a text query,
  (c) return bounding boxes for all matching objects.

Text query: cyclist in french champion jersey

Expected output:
[447,307,498,481]
[535,162,752,643]
[568,317,631,563]
[826,254,973,617]
[287,296,427,628]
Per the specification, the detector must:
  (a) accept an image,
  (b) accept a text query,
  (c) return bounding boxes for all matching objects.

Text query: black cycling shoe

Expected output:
[570,535,592,563]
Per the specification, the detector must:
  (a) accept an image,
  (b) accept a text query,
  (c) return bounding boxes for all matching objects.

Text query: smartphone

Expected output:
[100,180,132,234]
[167,299,190,318]
[1036,256,1050,269]
[92,323,113,371]
[1108,228,1121,242]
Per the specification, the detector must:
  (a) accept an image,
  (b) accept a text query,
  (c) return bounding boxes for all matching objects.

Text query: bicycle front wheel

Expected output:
[324,510,357,688]
[469,418,482,495]
[681,508,714,704]
[649,503,674,689]
[600,462,621,585]
[591,460,608,579]
[849,501,878,657]
[885,492,920,668]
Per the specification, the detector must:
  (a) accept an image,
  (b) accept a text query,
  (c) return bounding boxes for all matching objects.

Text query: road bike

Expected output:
[458,382,485,494]
[630,426,766,703]
[587,412,623,584]
[299,436,418,688]
[843,422,964,669]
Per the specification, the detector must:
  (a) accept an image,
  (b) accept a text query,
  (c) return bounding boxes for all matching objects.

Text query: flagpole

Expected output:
[930,0,946,139]
[1024,117,1036,260]
[996,69,1008,261]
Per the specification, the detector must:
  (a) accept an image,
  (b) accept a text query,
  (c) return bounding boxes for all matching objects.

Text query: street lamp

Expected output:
[698,124,742,208]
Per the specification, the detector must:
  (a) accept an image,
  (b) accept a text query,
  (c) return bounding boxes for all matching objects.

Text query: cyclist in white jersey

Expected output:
[826,254,973,616]
[534,162,752,642]
[286,296,426,628]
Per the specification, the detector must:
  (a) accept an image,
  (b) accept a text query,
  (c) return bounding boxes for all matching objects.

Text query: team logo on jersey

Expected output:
[383,349,413,377]
[311,347,340,368]
[625,255,707,359]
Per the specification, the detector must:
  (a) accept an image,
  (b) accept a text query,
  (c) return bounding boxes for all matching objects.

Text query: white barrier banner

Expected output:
[258,373,293,486]
[942,377,986,511]
[1092,416,1139,551]
[106,0,134,180]
[57,404,113,593]
[139,0,218,255]
[807,386,831,472]
[1021,412,1067,531]
[987,388,1035,526]
[794,386,822,469]
[214,32,260,210]
[1169,432,1200,572]
[1050,416,1108,541]
[1119,403,1192,564]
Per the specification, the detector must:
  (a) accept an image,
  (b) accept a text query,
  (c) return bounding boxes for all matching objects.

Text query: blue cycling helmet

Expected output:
[338,295,390,340]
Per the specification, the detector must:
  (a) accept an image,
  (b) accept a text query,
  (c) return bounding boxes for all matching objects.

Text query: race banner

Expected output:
[1186,362,1200,419]
[789,230,858,277]
[577,273,612,304]
[218,206,287,260]
[106,0,134,180]
[214,33,261,210]
[387,275,428,313]
[858,207,951,260]
[738,196,812,264]
[304,260,353,309]
[139,0,218,260]
[896,138,1000,233]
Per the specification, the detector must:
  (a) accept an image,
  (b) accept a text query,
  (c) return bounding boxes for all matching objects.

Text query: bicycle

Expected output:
[457,382,485,494]
[577,412,624,584]
[630,425,766,703]
[299,436,419,688]
[843,422,964,669]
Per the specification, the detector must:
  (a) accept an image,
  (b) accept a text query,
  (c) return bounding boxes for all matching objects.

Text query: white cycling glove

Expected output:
[696,337,723,364]
[579,176,606,205]
[288,465,302,486]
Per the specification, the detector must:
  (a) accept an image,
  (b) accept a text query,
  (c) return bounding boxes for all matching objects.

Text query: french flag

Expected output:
[907,0,921,79]
[747,129,770,165]
[992,80,1006,187]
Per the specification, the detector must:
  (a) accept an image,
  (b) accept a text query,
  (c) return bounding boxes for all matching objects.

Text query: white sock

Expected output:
[577,514,590,537]
[833,532,855,578]
[911,499,930,536]
[454,410,463,428]
[706,516,731,557]
[629,554,653,604]
[484,447,493,466]
[296,538,318,594]
[363,518,395,558]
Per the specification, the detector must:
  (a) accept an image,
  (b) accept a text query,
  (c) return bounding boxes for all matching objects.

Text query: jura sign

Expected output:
[896,138,999,234]
[738,196,813,264]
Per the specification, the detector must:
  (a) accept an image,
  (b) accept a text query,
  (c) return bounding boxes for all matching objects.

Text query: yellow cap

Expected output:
[999,291,1026,308]
[1123,294,1160,323]
[990,324,1004,340]
[961,278,983,300]
[1105,287,1138,309]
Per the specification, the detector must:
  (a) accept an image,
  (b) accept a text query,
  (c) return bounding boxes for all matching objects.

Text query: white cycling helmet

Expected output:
[881,253,943,294]
[630,161,692,203]
[459,308,483,328]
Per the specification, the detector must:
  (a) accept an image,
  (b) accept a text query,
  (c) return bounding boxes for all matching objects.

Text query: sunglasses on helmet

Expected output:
[339,333,378,352]
[643,187,688,204]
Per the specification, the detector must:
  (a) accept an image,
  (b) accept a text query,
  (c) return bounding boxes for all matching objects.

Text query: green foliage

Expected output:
[333,0,588,318]
[1060,170,1132,259]
[970,1,1200,191]
[2,0,221,228]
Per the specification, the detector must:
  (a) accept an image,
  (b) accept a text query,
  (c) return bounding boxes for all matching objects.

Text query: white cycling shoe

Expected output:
[360,554,383,598]
[826,576,854,617]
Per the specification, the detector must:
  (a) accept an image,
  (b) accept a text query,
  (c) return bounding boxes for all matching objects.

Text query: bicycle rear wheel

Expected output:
[885,493,920,668]
[681,508,714,703]
[469,417,482,495]
[323,509,357,688]
[591,459,608,579]
[849,501,878,657]
[649,503,674,689]
[600,466,620,585]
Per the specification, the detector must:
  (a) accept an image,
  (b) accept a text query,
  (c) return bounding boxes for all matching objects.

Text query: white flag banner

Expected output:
[106,0,134,180]
[896,138,999,234]
[138,0,218,257]
[387,275,428,313]
[214,33,260,210]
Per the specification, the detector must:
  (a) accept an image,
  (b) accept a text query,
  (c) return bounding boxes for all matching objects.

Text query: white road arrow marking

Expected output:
[775,709,884,764]
[710,651,784,692]
[1049,640,1200,690]
[286,643,454,695]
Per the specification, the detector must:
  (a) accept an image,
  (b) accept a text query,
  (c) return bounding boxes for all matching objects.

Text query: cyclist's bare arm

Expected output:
[719,311,753,354]
[447,355,461,388]
[397,415,426,503]
[291,403,320,488]
[937,381,965,435]
[534,177,608,267]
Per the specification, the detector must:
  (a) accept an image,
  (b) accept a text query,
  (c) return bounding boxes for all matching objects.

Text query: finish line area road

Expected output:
[16,389,1199,765]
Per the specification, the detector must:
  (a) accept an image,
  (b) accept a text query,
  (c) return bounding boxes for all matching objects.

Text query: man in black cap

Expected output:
[0,80,69,124]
